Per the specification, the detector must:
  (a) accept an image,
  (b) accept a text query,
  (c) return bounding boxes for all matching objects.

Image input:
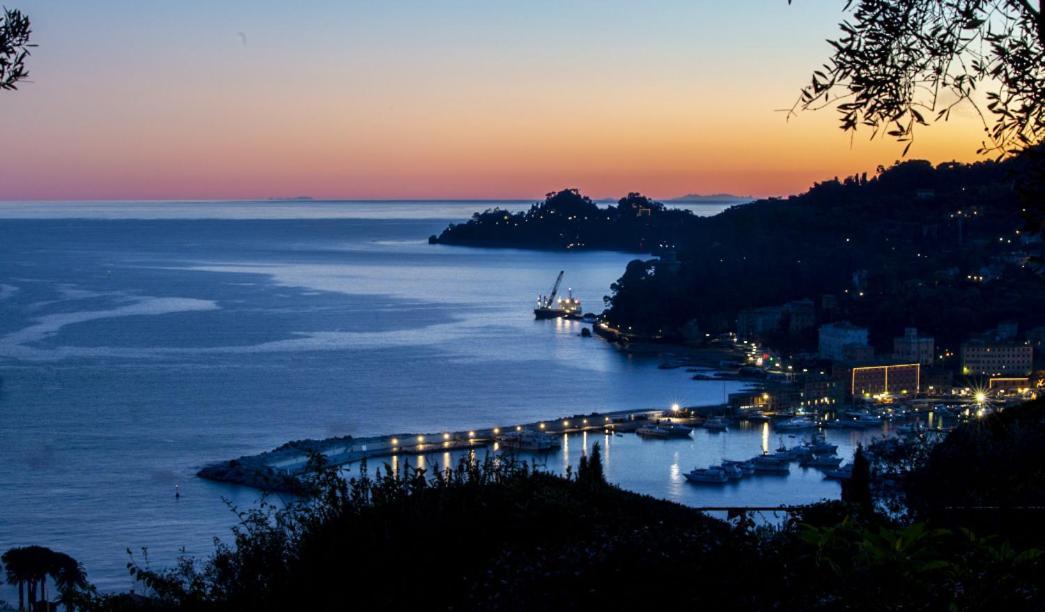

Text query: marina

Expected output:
[200,400,957,506]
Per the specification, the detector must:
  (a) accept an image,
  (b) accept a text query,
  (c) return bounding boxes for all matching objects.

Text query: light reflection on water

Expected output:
[348,423,897,510]
[668,451,683,498]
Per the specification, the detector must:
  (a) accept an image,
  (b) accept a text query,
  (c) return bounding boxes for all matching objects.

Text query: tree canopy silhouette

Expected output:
[2,545,89,611]
[791,0,1043,156]
[0,8,32,91]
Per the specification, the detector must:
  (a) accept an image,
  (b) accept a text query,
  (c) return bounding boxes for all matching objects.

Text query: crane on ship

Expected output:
[540,270,565,309]
[534,270,582,319]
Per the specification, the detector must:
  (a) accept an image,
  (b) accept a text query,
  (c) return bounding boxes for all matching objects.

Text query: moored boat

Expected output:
[823,464,853,480]
[636,423,693,439]
[774,416,818,431]
[723,459,755,476]
[684,467,729,484]
[802,432,838,455]
[800,454,843,469]
[749,454,790,474]
[703,416,728,432]
[719,463,745,480]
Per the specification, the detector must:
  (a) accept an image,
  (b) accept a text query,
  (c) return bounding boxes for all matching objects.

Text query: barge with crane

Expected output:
[534,270,583,319]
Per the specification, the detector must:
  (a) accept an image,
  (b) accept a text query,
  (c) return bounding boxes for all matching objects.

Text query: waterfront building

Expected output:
[988,377,1031,392]
[921,368,954,395]
[818,321,870,362]
[729,390,770,412]
[849,363,921,398]
[801,373,844,406]
[728,383,803,413]
[893,327,935,365]
[960,341,1034,376]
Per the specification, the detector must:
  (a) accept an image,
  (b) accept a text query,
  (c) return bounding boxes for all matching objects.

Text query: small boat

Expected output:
[803,432,838,455]
[892,422,925,436]
[749,455,790,474]
[851,412,883,427]
[497,430,561,451]
[684,467,729,484]
[823,464,853,480]
[703,416,728,432]
[635,423,693,439]
[835,411,882,428]
[771,437,811,461]
[800,454,842,469]
[774,416,818,431]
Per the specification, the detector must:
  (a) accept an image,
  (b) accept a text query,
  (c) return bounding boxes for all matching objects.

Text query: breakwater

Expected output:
[197,405,727,492]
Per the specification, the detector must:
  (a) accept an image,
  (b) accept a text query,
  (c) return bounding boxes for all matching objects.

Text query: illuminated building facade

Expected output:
[988,377,1030,392]
[850,363,921,398]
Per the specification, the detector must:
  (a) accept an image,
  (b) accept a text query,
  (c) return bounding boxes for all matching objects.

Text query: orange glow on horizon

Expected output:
[0,2,988,201]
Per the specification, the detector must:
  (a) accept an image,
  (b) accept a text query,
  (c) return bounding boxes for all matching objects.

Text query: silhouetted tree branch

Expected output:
[790,0,1043,156]
[0,7,32,91]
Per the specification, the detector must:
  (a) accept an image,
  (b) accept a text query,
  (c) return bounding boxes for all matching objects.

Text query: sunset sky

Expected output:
[1,1,988,201]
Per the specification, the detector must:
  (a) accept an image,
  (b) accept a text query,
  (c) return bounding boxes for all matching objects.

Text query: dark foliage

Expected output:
[2,545,90,611]
[82,442,1045,611]
[100,454,773,610]
[841,444,873,510]
[905,396,1045,543]
[604,154,1045,345]
[791,0,1044,156]
[0,8,32,91]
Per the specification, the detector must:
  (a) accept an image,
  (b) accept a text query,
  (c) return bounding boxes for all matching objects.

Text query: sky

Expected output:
[0,1,988,201]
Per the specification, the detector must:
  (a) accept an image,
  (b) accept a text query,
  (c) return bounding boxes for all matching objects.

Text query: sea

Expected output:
[0,199,875,596]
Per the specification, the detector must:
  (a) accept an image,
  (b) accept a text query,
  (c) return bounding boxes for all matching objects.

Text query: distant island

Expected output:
[429,190,694,252]
[266,196,315,201]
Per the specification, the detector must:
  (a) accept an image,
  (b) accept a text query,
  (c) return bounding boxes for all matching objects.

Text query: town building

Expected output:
[988,377,1031,392]
[893,327,934,365]
[728,383,804,414]
[960,341,1034,376]
[921,368,954,395]
[736,307,781,338]
[736,299,815,339]
[842,344,875,362]
[818,321,870,362]
[849,363,921,398]
[801,373,844,407]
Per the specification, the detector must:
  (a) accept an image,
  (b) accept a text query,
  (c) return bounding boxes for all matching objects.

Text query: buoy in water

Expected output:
[175,484,181,499]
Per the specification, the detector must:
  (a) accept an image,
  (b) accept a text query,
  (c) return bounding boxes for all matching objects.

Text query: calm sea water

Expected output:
[0,200,863,596]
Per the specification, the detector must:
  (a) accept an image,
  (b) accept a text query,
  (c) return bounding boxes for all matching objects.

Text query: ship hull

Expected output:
[534,308,567,319]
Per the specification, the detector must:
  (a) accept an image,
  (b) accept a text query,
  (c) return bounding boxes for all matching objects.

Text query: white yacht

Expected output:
[684,467,729,484]
[774,416,818,431]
